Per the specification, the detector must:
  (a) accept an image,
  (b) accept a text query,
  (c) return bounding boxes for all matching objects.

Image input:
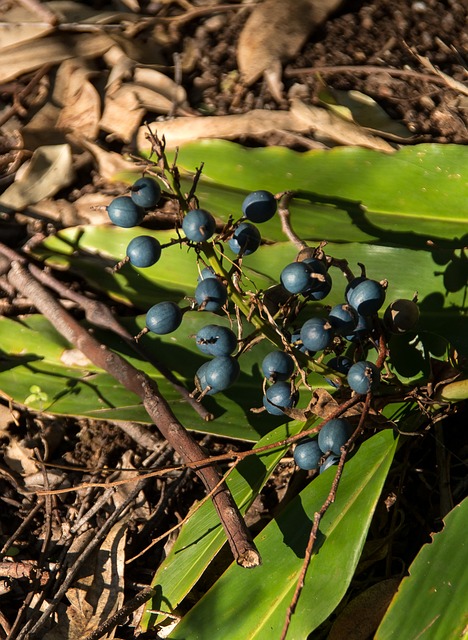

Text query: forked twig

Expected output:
[280,392,373,640]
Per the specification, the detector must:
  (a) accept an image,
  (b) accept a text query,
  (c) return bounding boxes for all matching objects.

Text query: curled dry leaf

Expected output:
[54,60,101,140]
[43,522,127,639]
[0,144,75,211]
[290,99,395,152]
[237,0,345,99]
[0,33,114,84]
[81,139,144,182]
[137,109,301,150]
[137,99,394,152]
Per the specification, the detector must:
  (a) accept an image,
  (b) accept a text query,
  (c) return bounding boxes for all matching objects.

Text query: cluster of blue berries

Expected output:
[106,176,420,448]
[293,418,352,473]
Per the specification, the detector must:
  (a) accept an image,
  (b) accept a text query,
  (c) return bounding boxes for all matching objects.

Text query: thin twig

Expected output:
[7,260,260,570]
[280,393,373,640]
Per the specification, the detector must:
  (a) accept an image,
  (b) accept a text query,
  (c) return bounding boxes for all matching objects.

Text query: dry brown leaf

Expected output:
[237,0,344,99]
[81,139,145,182]
[137,109,302,149]
[0,32,114,84]
[133,67,188,107]
[290,99,395,152]
[4,439,39,476]
[54,60,101,139]
[43,522,127,639]
[100,83,178,142]
[328,578,400,640]
[0,144,75,211]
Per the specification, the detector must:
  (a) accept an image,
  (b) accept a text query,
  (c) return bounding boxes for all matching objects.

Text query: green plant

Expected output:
[0,138,466,640]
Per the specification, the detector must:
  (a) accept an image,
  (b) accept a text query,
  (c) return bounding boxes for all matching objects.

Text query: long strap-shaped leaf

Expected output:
[168,429,397,639]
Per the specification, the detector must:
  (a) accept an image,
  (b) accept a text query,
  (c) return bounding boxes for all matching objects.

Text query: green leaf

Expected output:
[157,141,468,244]
[376,498,468,640]
[168,429,398,639]
[140,420,311,632]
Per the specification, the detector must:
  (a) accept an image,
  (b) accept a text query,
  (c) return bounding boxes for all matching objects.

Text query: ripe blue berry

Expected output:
[263,382,297,416]
[261,351,295,381]
[300,317,334,352]
[228,222,261,256]
[347,360,380,394]
[204,356,240,391]
[242,190,277,223]
[280,262,313,294]
[302,257,328,274]
[182,209,216,242]
[146,301,183,335]
[194,362,218,395]
[305,272,332,301]
[346,278,386,315]
[131,177,161,208]
[107,196,145,228]
[327,356,353,374]
[294,439,321,470]
[195,324,237,356]
[318,418,352,455]
[195,278,227,311]
[126,235,162,268]
[383,299,420,333]
[290,331,315,356]
[328,304,358,335]
[345,314,372,342]
[320,455,340,474]
[197,266,216,282]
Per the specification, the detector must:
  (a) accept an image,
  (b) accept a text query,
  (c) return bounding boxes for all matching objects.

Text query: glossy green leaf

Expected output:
[140,419,311,632]
[376,498,468,640]
[150,141,468,244]
[168,429,398,639]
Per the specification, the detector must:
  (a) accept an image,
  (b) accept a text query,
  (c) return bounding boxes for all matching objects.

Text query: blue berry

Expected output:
[325,355,353,388]
[195,278,227,312]
[194,362,218,395]
[327,356,353,374]
[302,257,327,275]
[195,324,237,356]
[228,222,261,256]
[261,351,295,381]
[263,382,297,416]
[318,418,352,455]
[320,455,340,474]
[107,196,145,228]
[300,317,334,352]
[280,262,313,294]
[328,304,358,335]
[204,356,240,391]
[294,439,321,470]
[197,266,217,282]
[131,177,161,208]
[146,301,183,335]
[345,314,372,342]
[290,331,315,357]
[182,209,216,242]
[242,190,277,223]
[305,272,332,301]
[346,278,386,315]
[347,360,380,394]
[126,235,161,268]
